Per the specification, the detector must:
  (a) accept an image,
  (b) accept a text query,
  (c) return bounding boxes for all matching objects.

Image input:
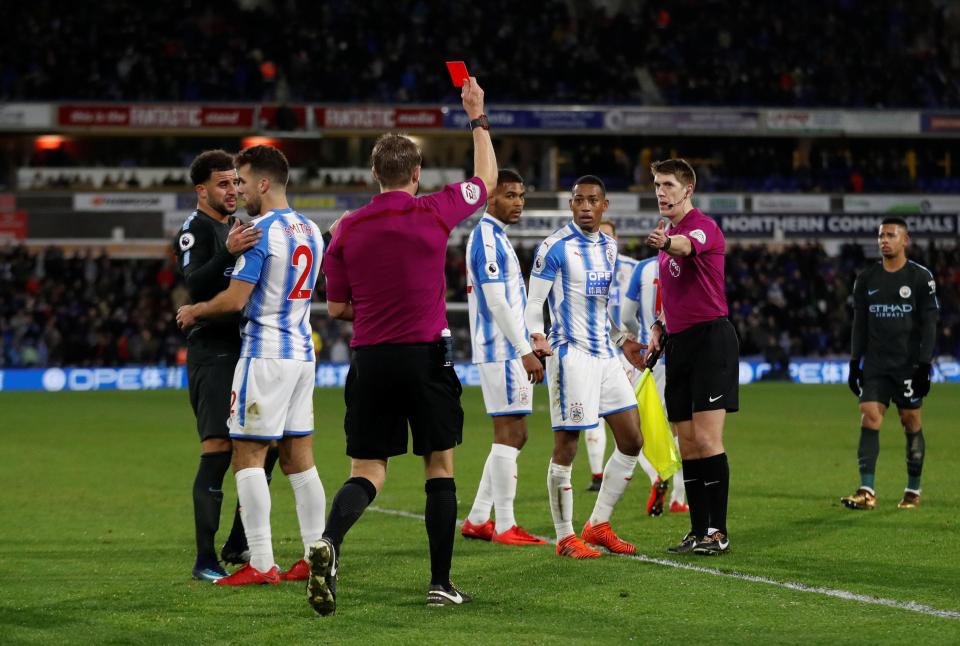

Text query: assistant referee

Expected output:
[645,158,738,557]
[306,77,497,615]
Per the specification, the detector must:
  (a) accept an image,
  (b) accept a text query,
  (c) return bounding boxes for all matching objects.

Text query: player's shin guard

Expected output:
[235,467,273,572]
[489,443,520,533]
[289,467,326,558]
[590,449,638,526]
[425,478,457,587]
[466,450,495,526]
[858,427,880,491]
[701,453,729,535]
[324,476,377,553]
[584,427,606,479]
[547,461,575,539]
[905,429,925,492]
[193,450,231,558]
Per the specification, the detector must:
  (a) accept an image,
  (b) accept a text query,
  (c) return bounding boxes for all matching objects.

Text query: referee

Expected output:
[842,217,939,510]
[174,150,268,581]
[307,77,496,614]
[645,158,738,556]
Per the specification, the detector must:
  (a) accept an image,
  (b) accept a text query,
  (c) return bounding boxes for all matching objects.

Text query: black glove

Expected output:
[912,362,932,398]
[847,359,863,397]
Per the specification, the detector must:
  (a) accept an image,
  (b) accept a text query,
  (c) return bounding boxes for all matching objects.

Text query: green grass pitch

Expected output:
[1,384,959,644]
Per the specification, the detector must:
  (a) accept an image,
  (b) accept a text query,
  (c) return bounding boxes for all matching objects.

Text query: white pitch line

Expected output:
[368,505,960,620]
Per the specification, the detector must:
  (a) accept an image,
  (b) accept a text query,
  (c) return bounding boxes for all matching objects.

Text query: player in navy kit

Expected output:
[842,218,939,510]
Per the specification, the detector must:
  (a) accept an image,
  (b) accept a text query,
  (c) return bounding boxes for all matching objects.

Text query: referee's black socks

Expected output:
[424,478,457,587]
[681,459,709,537]
[323,476,378,554]
[193,450,231,561]
[700,453,729,536]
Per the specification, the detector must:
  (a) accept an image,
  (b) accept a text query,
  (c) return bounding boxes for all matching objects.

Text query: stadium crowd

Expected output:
[2,241,958,369]
[1,0,957,107]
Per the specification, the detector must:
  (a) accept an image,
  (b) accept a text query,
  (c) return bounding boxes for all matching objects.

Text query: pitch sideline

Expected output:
[369,505,960,621]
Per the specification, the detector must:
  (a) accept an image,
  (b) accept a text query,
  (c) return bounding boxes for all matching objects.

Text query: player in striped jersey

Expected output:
[524,175,647,559]
[622,255,688,515]
[177,145,327,585]
[461,170,546,547]
[581,220,640,493]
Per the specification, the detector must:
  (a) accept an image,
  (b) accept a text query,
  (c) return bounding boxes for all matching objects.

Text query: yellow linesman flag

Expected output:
[635,369,681,480]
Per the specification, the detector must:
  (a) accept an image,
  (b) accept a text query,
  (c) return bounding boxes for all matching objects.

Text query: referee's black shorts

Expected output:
[187,359,237,441]
[344,342,464,459]
[664,317,740,423]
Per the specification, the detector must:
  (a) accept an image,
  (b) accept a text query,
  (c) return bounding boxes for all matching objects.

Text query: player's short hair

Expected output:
[599,219,616,235]
[189,149,235,186]
[573,174,606,196]
[234,145,290,185]
[497,169,524,186]
[881,216,909,231]
[370,133,421,188]
[651,158,697,189]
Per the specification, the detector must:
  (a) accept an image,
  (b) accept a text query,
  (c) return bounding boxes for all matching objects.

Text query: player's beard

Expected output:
[207,196,237,218]
[243,195,261,217]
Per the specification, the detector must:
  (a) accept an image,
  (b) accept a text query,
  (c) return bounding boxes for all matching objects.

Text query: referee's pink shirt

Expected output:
[323,178,486,347]
[658,208,729,334]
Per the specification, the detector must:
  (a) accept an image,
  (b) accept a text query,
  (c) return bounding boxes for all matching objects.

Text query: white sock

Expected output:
[490,443,520,533]
[466,451,495,525]
[670,464,686,504]
[235,467,273,572]
[547,461,574,539]
[637,450,659,485]
[669,435,685,503]
[584,426,606,477]
[288,467,326,559]
[590,449,638,526]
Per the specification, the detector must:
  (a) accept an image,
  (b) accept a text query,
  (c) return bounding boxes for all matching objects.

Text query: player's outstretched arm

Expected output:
[176,279,255,329]
[462,77,497,195]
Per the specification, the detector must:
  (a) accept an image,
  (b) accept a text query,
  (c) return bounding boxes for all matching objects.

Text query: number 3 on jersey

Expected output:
[288,245,313,300]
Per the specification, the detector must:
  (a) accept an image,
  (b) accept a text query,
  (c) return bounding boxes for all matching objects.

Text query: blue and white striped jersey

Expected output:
[531,221,618,358]
[231,208,324,361]
[607,254,639,328]
[624,257,661,345]
[466,213,528,363]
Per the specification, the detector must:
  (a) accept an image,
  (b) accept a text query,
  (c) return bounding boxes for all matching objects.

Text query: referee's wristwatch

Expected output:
[468,114,489,130]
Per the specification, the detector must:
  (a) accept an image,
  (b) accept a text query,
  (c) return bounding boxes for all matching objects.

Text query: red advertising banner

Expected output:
[58,105,255,129]
[315,107,443,129]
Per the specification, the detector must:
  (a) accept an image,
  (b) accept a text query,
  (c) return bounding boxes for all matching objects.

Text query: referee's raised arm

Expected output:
[310,76,499,614]
[462,77,497,195]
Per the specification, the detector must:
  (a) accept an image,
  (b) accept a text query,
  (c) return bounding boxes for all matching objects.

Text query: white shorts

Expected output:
[618,352,666,404]
[546,344,637,431]
[228,357,315,440]
[478,359,533,416]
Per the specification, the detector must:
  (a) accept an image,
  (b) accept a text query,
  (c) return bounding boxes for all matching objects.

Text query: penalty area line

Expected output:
[368,505,960,621]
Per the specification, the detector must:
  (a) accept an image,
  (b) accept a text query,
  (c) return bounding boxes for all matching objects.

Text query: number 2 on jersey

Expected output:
[288,245,313,300]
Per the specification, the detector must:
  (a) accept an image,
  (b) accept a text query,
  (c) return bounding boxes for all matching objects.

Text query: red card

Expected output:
[446,61,470,87]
